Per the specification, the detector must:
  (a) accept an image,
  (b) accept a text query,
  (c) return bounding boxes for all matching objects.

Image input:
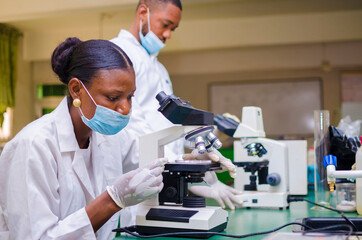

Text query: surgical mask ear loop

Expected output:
[79,81,97,106]
[139,8,151,34]
[139,19,143,35]
[78,80,97,120]
[147,8,151,31]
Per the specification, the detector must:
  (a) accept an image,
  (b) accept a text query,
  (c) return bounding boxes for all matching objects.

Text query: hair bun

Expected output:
[51,37,82,84]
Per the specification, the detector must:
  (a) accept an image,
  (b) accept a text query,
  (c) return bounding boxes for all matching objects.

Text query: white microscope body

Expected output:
[135,126,228,235]
[233,107,290,209]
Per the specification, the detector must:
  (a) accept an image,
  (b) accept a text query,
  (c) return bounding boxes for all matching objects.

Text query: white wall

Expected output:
[13,38,33,134]
[160,41,362,75]
[2,0,362,137]
[2,0,361,61]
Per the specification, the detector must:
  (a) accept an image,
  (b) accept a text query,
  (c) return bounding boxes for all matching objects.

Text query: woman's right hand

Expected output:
[106,158,168,208]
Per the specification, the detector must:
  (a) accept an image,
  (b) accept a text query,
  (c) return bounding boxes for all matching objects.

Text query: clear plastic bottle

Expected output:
[356,145,362,214]
[313,110,330,209]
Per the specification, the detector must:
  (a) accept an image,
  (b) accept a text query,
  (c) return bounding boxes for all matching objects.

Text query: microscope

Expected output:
[134,92,228,237]
[214,106,308,209]
[232,107,289,209]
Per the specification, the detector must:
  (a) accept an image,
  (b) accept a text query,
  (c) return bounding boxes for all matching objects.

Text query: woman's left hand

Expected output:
[182,148,236,178]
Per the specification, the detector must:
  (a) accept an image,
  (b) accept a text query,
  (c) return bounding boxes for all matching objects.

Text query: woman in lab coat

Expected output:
[0,37,166,240]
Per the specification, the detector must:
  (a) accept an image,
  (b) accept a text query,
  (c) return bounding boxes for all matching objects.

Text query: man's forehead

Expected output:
[153,3,181,21]
[152,1,181,12]
[149,0,181,10]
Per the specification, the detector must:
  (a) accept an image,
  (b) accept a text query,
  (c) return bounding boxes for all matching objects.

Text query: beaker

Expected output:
[335,182,356,212]
[313,110,330,210]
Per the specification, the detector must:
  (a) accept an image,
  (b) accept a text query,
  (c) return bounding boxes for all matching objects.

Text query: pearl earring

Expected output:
[73,98,81,108]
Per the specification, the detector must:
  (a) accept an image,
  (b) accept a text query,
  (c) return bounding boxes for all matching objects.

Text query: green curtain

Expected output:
[0,24,21,127]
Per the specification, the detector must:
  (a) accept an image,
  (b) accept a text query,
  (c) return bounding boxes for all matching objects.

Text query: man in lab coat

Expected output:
[111,0,242,216]
[111,0,183,161]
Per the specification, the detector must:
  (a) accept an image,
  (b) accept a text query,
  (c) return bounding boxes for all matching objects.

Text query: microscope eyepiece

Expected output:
[156,91,168,105]
[155,91,214,125]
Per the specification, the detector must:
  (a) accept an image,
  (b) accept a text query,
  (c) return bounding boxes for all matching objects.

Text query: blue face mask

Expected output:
[139,8,165,54]
[78,81,131,135]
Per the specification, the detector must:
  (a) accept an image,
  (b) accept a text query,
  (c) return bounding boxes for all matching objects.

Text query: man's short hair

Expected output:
[137,0,182,11]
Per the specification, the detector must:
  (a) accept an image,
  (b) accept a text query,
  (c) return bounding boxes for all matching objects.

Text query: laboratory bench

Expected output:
[114,189,360,240]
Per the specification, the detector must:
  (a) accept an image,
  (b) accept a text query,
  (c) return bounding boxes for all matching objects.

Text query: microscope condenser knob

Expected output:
[267,173,281,186]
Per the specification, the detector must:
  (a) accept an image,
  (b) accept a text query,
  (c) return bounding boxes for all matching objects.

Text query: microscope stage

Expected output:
[165,161,221,172]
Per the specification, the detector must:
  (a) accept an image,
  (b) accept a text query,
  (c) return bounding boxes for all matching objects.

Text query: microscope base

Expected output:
[135,205,228,238]
[235,192,289,209]
[134,223,227,238]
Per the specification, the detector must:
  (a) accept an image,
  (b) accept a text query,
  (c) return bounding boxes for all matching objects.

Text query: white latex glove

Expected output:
[189,172,242,210]
[107,158,168,208]
[183,148,236,178]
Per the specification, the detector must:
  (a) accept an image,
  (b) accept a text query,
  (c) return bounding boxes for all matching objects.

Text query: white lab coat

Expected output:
[0,97,138,240]
[111,30,184,161]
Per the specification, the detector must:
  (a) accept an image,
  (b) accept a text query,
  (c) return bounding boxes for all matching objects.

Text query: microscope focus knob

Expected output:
[164,187,178,198]
[267,173,281,186]
[183,196,206,208]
